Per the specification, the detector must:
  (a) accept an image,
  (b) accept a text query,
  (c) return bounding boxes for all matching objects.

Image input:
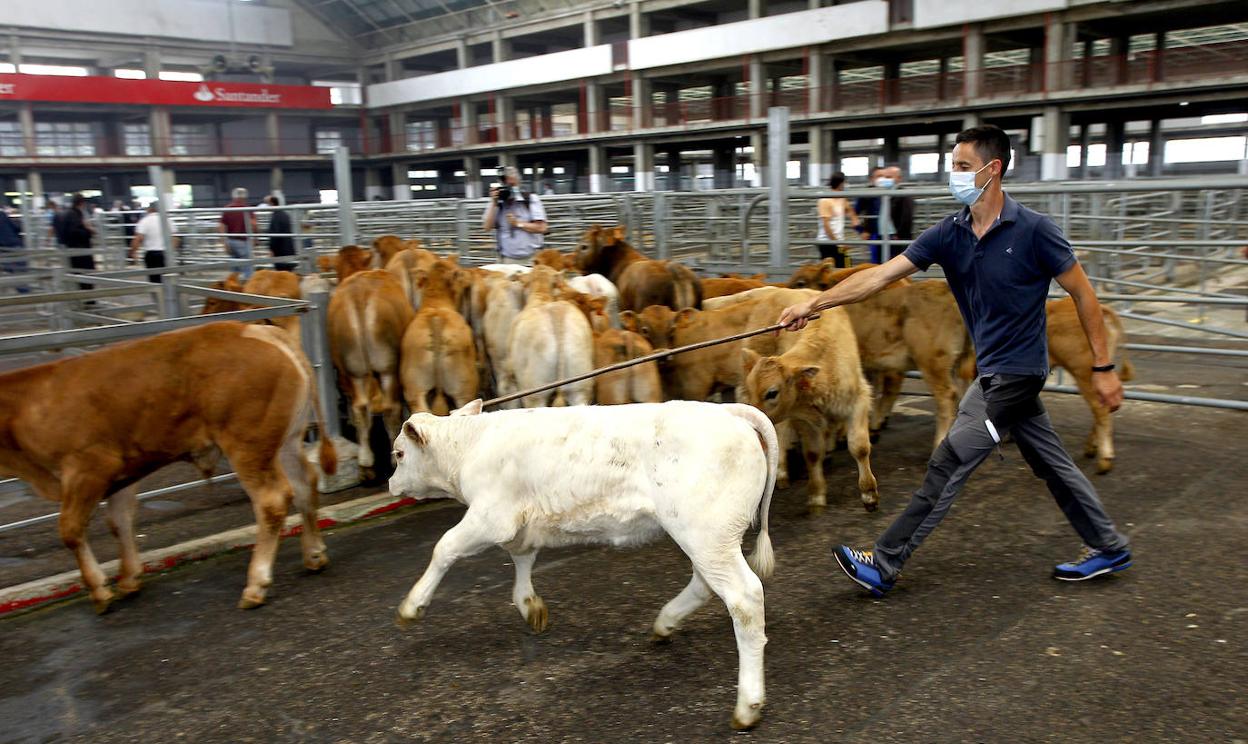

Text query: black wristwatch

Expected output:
[1091,363,1116,373]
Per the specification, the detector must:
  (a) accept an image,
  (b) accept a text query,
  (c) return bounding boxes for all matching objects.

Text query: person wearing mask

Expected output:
[129,204,169,283]
[0,205,28,294]
[854,168,889,263]
[264,195,297,272]
[778,124,1131,596]
[60,193,97,291]
[482,166,547,266]
[814,172,861,268]
[882,165,915,261]
[218,187,258,279]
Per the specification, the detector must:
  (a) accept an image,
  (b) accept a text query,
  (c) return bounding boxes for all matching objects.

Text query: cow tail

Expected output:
[1105,308,1135,382]
[430,314,449,416]
[309,372,338,476]
[729,405,777,580]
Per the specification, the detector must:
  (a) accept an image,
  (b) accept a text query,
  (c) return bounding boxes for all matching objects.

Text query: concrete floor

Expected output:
[1,383,1245,743]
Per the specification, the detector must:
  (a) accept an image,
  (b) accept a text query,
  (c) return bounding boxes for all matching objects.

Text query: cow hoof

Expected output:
[525,596,550,633]
[238,589,267,610]
[862,499,879,513]
[731,705,764,731]
[650,631,673,645]
[116,579,142,598]
[304,551,330,572]
[396,606,425,629]
[1096,458,1114,475]
[92,592,118,615]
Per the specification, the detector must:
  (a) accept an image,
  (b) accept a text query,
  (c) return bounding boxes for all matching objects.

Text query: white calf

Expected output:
[480,263,531,277]
[389,400,779,731]
[566,273,621,328]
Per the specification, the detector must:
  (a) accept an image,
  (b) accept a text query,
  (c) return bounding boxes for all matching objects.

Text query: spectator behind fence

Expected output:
[883,165,915,260]
[0,205,28,294]
[60,193,97,291]
[814,172,861,268]
[482,166,548,266]
[265,195,298,272]
[219,187,257,279]
[130,204,169,284]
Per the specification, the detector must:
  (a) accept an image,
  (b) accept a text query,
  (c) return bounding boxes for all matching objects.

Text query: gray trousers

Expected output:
[226,238,253,279]
[873,375,1129,581]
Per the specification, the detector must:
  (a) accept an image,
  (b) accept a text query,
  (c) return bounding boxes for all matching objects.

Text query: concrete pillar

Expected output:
[539,104,554,139]
[629,0,648,39]
[748,0,763,19]
[496,96,515,142]
[583,10,598,46]
[464,156,482,199]
[748,56,765,119]
[589,144,607,193]
[633,142,654,191]
[1148,119,1164,178]
[808,0,820,8]
[9,35,22,69]
[750,130,766,187]
[1040,105,1069,180]
[389,111,406,153]
[808,126,832,187]
[461,99,479,145]
[455,38,469,69]
[1109,36,1129,85]
[1153,30,1166,82]
[492,32,510,63]
[1105,119,1125,179]
[585,82,605,133]
[631,74,651,129]
[384,56,402,82]
[270,167,283,196]
[143,49,160,78]
[808,49,825,113]
[18,103,35,157]
[936,132,948,177]
[962,112,981,130]
[391,163,411,200]
[963,24,984,99]
[1077,124,1090,180]
[149,107,171,155]
[364,168,385,201]
[882,136,899,168]
[665,147,682,190]
[1044,17,1073,92]
[499,152,517,172]
[265,112,281,156]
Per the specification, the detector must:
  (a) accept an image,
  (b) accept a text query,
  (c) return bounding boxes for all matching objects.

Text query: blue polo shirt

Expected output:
[902,194,1077,376]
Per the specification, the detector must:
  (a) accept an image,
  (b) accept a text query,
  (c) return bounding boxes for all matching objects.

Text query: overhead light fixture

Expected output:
[1179,101,1190,106]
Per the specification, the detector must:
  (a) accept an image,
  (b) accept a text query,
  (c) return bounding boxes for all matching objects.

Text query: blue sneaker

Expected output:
[834,545,894,597]
[1053,547,1132,581]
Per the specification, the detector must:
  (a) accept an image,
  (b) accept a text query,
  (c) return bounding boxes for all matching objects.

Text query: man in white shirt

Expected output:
[130,204,169,284]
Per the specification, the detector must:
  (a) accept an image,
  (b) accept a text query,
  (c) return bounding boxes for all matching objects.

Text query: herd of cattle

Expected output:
[0,224,1134,730]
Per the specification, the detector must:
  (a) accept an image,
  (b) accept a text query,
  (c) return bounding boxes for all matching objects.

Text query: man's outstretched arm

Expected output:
[778,254,920,331]
[1055,261,1124,412]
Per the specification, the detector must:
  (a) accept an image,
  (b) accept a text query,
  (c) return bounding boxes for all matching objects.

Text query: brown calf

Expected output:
[573,225,701,312]
[0,322,336,613]
[400,260,479,416]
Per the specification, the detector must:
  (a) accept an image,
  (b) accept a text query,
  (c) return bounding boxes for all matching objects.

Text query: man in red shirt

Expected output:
[218,187,257,279]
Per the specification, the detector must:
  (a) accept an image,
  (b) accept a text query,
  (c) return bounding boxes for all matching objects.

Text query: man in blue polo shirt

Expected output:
[778,124,1131,596]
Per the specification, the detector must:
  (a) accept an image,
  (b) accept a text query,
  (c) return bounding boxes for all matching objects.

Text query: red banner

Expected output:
[0,74,333,110]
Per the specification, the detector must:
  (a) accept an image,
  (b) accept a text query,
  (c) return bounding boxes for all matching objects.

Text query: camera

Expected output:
[497,186,513,205]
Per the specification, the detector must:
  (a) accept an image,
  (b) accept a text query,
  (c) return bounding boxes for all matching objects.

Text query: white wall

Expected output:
[628,1,889,71]
[8,0,294,47]
[368,46,614,108]
[913,0,1067,29]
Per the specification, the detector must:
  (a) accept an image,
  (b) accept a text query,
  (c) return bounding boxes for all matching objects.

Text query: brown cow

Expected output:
[372,235,410,268]
[740,309,879,513]
[1047,298,1135,474]
[534,248,578,272]
[201,270,304,344]
[593,328,663,405]
[622,301,755,402]
[573,225,701,312]
[702,274,768,300]
[385,246,440,309]
[0,322,336,613]
[322,245,374,283]
[400,260,479,416]
[327,269,414,477]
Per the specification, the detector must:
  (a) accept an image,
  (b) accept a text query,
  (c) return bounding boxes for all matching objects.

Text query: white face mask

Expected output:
[948,161,994,206]
[876,177,896,188]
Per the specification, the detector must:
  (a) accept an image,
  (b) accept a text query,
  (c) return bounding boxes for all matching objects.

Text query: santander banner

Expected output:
[0,74,333,110]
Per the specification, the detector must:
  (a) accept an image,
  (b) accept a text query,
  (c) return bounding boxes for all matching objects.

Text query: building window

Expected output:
[312,81,363,106]
[315,129,343,155]
[123,123,152,156]
[34,122,95,156]
[170,124,214,156]
[0,121,25,157]
[406,121,437,152]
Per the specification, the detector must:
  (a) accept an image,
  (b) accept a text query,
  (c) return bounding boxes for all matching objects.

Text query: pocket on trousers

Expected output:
[944,415,998,463]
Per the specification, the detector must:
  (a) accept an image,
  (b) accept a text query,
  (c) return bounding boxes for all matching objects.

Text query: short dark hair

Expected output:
[828,172,846,190]
[71,193,86,208]
[954,124,1011,175]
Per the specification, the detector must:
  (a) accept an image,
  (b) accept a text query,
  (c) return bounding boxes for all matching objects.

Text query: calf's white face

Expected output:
[388,400,484,499]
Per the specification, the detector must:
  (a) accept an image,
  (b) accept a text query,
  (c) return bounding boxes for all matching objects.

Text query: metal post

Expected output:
[148,165,176,266]
[305,288,341,439]
[880,193,892,261]
[654,191,669,259]
[333,146,357,246]
[16,178,35,251]
[766,106,790,271]
[159,272,182,318]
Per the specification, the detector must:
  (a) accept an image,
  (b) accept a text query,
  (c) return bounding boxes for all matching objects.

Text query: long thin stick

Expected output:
[483,314,819,409]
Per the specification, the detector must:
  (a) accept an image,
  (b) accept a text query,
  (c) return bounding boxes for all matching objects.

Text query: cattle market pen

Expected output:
[0,161,1245,555]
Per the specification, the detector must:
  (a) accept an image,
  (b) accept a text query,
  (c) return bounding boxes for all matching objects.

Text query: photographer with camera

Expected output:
[482,166,548,266]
